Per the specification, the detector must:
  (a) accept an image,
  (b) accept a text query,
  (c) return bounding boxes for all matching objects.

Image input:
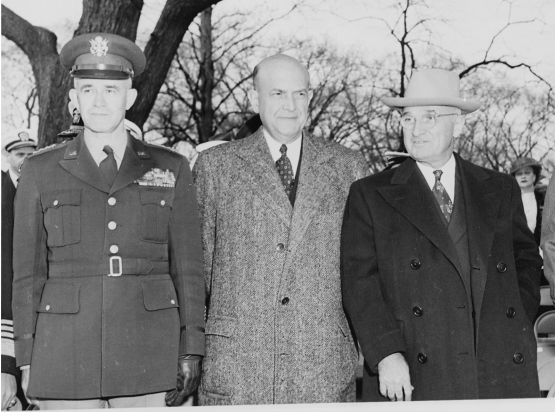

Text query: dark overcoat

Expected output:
[193,129,368,405]
[11,134,205,399]
[341,154,542,401]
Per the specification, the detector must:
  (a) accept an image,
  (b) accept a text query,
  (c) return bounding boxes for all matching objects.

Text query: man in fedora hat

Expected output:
[11,33,205,409]
[341,68,542,401]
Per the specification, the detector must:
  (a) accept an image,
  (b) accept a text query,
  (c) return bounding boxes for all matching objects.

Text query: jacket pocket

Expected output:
[205,316,236,338]
[37,282,80,314]
[138,187,175,243]
[40,188,81,247]
[142,279,179,311]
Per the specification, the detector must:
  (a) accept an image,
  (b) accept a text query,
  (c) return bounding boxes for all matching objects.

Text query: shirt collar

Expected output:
[8,169,19,188]
[84,130,128,168]
[263,128,302,176]
[416,153,457,201]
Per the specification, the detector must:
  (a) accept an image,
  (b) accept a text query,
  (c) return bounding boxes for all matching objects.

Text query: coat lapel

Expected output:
[457,153,503,321]
[288,134,335,253]
[234,129,292,226]
[377,159,463,277]
[110,136,155,195]
[58,134,111,193]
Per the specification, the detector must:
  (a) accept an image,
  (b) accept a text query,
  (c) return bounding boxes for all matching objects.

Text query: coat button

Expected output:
[281,297,289,305]
[417,353,427,363]
[110,245,119,254]
[410,259,421,270]
[45,305,51,311]
[413,306,423,317]
[161,200,166,206]
[276,243,285,252]
[513,353,524,364]
[53,200,59,206]
[108,221,117,230]
[496,262,507,273]
[170,299,175,305]
[506,307,516,318]
[108,197,116,206]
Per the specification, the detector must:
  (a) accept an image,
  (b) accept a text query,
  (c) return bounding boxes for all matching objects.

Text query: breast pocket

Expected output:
[40,188,81,247]
[138,187,175,243]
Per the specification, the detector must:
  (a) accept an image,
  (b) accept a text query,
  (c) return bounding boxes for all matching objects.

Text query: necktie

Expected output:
[432,170,453,222]
[99,145,117,186]
[276,144,294,197]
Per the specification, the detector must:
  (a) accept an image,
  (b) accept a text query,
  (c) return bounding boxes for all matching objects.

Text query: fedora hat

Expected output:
[510,157,542,176]
[382,69,481,114]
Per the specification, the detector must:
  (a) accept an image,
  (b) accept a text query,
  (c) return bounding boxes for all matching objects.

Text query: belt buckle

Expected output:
[108,256,123,277]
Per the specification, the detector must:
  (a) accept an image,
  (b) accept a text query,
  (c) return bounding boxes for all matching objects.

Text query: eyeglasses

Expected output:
[400,112,458,129]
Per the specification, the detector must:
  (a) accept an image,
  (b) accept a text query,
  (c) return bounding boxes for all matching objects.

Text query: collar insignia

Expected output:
[89,36,109,57]
[69,151,77,156]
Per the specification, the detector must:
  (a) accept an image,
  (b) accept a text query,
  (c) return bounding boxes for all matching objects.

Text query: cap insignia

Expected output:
[89,36,109,57]
[18,131,30,141]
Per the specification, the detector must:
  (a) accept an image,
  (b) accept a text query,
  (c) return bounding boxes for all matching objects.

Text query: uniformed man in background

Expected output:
[11,33,205,409]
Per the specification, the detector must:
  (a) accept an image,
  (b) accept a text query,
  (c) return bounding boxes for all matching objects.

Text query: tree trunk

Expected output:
[2,0,222,147]
[198,7,215,143]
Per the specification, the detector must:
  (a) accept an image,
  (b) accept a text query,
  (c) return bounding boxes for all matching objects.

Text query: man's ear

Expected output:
[69,89,80,113]
[126,88,138,110]
[453,114,465,138]
[247,89,260,113]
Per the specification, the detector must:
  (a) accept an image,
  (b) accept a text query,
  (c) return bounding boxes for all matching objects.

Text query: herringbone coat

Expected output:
[193,129,368,405]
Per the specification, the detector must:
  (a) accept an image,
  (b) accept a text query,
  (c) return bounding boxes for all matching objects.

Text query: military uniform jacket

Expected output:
[193,129,368,405]
[12,134,205,399]
[341,154,542,401]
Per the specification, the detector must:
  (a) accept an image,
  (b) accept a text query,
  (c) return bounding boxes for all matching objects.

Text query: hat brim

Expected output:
[510,164,542,176]
[381,97,481,114]
[5,141,37,151]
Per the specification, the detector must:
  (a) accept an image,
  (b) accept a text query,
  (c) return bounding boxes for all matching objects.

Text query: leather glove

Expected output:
[165,355,202,407]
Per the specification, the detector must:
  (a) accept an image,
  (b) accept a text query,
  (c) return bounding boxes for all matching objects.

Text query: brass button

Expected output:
[413,306,423,317]
[53,200,59,206]
[108,197,116,206]
[276,243,285,252]
[110,245,119,254]
[417,353,427,363]
[45,305,51,311]
[161,200,166,206]
[410,259,421,270]
[496,262,507,273]
[170,299,176,305]
[281,297,289,305]
[108,221,117,230]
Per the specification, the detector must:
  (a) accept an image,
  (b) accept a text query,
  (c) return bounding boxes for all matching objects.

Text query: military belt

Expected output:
[49,258,169,277]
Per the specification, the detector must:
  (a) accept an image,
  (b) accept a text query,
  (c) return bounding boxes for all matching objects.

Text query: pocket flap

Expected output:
[40,188,81,212]
[205,316,236,337]
[138,187,174,208]
[37,282,80,314]
[338,317,351,338]
[142,279,179,311]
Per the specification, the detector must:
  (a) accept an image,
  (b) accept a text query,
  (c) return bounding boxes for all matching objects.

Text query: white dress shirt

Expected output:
[263,129,302,178]
[416,154,457,203]
[84,131,128,169]
[9,169,19,188]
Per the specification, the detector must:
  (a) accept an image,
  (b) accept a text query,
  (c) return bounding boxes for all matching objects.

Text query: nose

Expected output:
[94,91,105,107]
[411,118,426,136]
[282,93,296,111]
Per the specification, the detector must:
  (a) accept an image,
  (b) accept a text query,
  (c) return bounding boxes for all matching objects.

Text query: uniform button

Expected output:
[410,259,421,270]
[170,299,176,305]
[108,221,117,230]
[276,243,285,252]
[281,297,289,305]
[413,306,423,317]
[417,353,427,363]
[110,245,119,254]
[161,200,166,206]
[53,200,59,206]
[108,197,116,206]
[506,307,516,318]
[496,262,507,273]
[513,353,524,364]
[45,305,51,311]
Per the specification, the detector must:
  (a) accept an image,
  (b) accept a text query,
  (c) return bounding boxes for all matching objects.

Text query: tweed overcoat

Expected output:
[11,134,205,399]
[341,154,542,401]
[193,129,368,405]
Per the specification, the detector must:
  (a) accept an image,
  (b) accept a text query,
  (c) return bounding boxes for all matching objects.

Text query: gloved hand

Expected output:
[165,355,202,407]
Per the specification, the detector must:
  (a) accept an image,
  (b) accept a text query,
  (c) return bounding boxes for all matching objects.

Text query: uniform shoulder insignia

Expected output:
[30,142,65,157]
[145,141,181,155]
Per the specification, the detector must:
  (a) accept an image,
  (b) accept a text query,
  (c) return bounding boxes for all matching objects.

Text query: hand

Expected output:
[165,355,202,407]
[377,352,413,401]
[1,373,17,410]
[20,368,38,407]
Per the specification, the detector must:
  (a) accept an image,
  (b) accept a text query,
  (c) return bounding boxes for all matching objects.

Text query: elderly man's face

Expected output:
[69,78,137,135]
[249,59,312,144]
[402,105,463,169]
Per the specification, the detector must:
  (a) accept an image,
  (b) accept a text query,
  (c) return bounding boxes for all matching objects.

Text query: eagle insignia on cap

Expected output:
[89,36,109,57]
[18,131,30,141]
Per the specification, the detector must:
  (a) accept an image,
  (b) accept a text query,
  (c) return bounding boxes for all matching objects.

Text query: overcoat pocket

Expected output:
[37,282,80,314]
[142,279,179,311]
[40,188,81,247]
[138,187,175,243]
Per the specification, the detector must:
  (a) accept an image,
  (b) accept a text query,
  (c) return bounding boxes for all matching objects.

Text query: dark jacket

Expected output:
[341,154,542,401]
[12,134,205,399]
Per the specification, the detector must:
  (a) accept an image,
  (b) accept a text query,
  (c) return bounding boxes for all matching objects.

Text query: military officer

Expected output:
[12,33,205,409]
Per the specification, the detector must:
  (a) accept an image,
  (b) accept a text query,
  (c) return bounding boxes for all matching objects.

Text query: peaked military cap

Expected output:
[60,33,146,79]
[3,129,38,152]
